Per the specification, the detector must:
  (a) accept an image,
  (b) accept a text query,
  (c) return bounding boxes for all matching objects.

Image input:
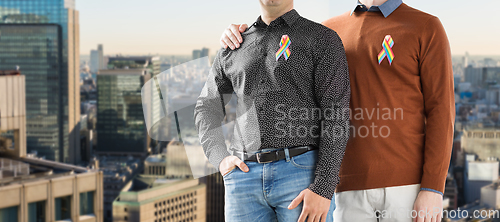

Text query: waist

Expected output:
[231,145,317,163]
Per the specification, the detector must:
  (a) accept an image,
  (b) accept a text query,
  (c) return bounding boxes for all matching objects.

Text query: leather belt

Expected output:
[231,145,317,164]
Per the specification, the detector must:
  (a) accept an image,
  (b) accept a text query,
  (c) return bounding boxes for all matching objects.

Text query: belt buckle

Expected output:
[256,151,273,163]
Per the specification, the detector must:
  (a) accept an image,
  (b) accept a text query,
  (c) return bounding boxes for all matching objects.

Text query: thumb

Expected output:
[231,158,249,172]
[288,190,305,209]
[239,24,248,32]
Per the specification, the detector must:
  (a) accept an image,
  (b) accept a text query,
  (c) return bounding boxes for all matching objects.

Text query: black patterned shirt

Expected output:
[194,9,350,199]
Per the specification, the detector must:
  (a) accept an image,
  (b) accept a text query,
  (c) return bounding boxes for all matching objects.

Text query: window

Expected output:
[80,191,94,215]
[28,201,46,222]
[55,196,71,220]
[0,206,18,222]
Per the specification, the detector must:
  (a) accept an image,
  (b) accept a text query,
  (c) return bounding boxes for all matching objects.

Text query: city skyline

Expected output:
[78,0,500,56]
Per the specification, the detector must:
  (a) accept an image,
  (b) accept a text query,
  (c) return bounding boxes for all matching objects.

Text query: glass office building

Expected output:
[106,56,163,151]
[97,69,151,153]
[0,0,81,163]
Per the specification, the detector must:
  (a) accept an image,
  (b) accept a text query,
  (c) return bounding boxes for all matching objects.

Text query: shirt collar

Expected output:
[254,9,301,28]
[350,0,403,18]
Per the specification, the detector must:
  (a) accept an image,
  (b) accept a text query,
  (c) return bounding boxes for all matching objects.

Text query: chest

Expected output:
[224,31,316,92]
[338,20,421,77]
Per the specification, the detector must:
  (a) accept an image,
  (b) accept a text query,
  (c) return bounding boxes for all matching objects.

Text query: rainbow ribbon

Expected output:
[276,35,291,61]
[377,35,395,65]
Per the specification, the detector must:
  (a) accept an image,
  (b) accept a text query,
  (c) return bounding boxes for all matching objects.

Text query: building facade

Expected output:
[0,72,103,222]
[96,69,151,154]
[0,72,26,158]
[0,0,81,164]
[113,178,206,222]
[461,129,500,161]
[0,158,104,222]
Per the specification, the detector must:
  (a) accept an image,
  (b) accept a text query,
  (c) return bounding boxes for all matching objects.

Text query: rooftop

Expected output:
[0,70,20,76]
[0,156,92,187]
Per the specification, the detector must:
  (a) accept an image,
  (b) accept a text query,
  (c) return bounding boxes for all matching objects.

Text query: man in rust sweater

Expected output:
[220,0,455,221]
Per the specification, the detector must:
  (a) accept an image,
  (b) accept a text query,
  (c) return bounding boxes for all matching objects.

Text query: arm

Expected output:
[309,29,351,200]
[289,29,351,222]
[194,50,234,171]
[413,17,455,222]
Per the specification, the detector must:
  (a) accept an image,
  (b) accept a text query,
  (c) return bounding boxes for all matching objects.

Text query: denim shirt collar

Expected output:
[350,0,403,18]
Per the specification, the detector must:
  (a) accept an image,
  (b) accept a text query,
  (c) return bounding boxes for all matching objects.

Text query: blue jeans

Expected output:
[223,149,335,222]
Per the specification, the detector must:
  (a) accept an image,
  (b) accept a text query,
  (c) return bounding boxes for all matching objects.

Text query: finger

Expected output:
[220,39,228,49]
[222,36,236,50]
[414,208,422,222]
[239,24,248,33]
[288,191,305,209]
[306,214,316,222]
[313,214,321,222]
[321,212,327,222]
[297,209,307,222]
[228,25,243,45]
[416,210,425,222]
[231,158,249,172]
[436,213,442,222]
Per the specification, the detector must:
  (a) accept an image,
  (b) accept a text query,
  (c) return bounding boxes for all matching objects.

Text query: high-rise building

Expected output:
[96,69,151,154]
[106,56,163,151]
[464,66,485,88]
[0,72,103,222]
[98,44,105,70]
[200,48,209,58]
[90,44,105,73]
[113,178,206,222]
[90,50,100,73]
[192,50,201,61]
[0,71,26,158]
[0,0,81,164]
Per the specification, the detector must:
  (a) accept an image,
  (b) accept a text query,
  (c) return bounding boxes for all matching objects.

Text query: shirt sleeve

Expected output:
[194,50,234,171]
[308,28,351,200]
[418,16,455,194]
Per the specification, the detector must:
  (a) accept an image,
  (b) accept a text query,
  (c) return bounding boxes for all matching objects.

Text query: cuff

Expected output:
[208,149,231,172]
[308,175,336,200]
[420,188,443,196]
[420,173,446,195]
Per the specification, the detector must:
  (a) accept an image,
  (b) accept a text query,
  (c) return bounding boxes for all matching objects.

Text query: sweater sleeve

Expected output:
[418,16,455,194]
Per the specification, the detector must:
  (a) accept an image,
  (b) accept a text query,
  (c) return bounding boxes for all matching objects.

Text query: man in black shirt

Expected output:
[194,0,350,221]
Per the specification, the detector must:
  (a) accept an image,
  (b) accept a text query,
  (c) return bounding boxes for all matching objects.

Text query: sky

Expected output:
[78,0,499,56]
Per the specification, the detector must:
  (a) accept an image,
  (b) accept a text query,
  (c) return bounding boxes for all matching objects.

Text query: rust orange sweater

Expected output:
[322,3,455,193]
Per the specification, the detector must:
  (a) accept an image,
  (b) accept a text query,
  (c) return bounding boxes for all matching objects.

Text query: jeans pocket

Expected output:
[291,150,318,169]
[222,167,238,178]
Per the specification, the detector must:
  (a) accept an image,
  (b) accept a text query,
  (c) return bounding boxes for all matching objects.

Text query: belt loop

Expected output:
[284,148,291,162]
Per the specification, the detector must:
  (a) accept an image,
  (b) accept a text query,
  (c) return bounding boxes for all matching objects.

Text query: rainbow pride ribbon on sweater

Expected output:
[276,35,291,61]
[378,35,395,65]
